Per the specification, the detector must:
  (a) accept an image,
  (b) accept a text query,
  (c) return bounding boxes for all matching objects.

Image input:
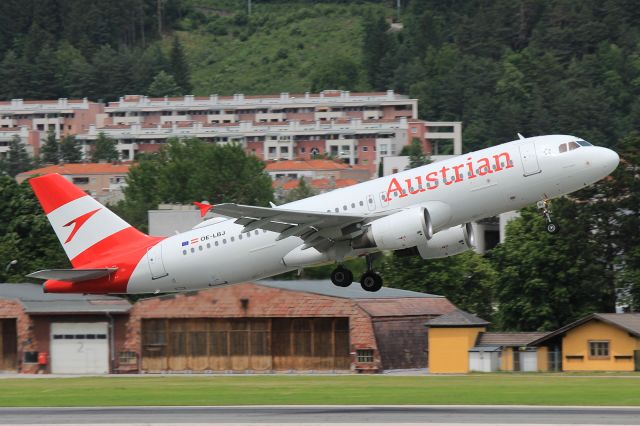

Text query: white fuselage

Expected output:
[127,135,619,293]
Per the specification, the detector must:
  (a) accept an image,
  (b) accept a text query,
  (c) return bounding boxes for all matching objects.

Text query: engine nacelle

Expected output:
[351,202,453,251]
[416,223,475,259]
[350,207,425,250]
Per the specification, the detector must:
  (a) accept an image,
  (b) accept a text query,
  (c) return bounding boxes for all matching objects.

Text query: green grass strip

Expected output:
[1,374,640,407]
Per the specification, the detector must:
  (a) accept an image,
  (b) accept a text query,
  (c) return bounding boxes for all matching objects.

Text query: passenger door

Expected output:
[519,142,541,176]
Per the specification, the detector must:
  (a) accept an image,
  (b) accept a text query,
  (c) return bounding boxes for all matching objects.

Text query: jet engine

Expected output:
[415,223,475,259]
[351,202,452,251]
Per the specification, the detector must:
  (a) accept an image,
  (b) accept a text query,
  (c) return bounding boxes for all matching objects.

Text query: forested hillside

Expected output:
[1,0,639,151]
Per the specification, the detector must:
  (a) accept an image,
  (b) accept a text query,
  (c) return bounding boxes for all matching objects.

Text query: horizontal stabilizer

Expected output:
[27,268,118,282]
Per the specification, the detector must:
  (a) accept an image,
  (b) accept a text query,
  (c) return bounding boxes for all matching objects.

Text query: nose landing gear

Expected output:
[537,200,559,234]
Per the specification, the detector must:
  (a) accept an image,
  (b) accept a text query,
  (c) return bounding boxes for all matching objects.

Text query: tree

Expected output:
[147,70,181,97]
[59,135,82,163]
[490,202,614,331]
[118,138,273,231]
[310,55,363,92]
[0,176,69,283]
[91,132,120,162]
[169,36,191,94]
[40,130,59,164]
[0,135,32,177]
[400,137,430,170]
[0,50,26,100]
[284,177,317,203]
[54,41,93,98]
[362,12,392,90]
[380,250,497,322]
[575,132,640,311]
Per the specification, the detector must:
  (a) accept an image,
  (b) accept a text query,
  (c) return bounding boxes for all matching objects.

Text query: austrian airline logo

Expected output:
[63,208,101,243]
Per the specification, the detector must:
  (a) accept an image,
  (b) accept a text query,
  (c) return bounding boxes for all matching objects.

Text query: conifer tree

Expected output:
[59,135,82,163]
[169,36,191,94]
[0,135,32,177]
[40,130,60,164]
[148,70,181,97]
[91,132,120,162]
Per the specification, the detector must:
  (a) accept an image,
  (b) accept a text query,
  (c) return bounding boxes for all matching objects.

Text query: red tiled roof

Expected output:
[477,332,549,347]
[266,160,349,171]
[19,163,131,176]
[356,298,456,317]
[276,178,358,191]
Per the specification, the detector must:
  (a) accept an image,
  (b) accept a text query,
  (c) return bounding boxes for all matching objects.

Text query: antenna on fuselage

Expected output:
[517,133,525,140]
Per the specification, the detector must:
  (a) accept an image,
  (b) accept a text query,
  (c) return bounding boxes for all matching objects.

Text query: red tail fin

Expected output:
[30,173,154,267]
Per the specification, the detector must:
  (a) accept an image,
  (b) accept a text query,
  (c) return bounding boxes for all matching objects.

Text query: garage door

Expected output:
[0,319,17,371]
[141,318,350,372]
[51,323,109,374]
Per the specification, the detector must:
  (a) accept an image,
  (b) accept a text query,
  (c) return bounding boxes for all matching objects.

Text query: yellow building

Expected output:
[427,309,489,373]
[531,313,640,372]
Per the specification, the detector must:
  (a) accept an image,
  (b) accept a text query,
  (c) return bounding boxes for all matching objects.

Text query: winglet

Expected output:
[194,201,214,217]
[517,133,525,140]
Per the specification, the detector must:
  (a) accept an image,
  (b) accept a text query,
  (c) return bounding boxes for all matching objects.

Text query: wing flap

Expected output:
[213,203,386,252]
[27,268,118,282]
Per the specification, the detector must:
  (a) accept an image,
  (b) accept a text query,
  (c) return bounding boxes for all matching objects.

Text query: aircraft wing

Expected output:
[213,203,382,251]
[27,268,118,282]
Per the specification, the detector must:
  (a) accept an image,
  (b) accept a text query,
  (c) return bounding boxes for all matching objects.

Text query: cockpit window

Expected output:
[576,139,593,146]
[559,141,581,153]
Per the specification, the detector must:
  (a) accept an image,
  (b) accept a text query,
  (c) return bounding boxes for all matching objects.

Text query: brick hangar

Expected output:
[0,281,455,374]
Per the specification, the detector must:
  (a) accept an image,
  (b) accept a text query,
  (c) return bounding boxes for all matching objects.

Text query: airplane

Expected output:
[27,134,619,294]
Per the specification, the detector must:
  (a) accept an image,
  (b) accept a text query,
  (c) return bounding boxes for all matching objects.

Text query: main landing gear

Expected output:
[537,200,559,234]
[330,254,383,292]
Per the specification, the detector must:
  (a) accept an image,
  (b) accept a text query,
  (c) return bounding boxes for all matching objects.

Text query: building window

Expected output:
[589,341,609,358]
[72,177,89,185]
[356,349,374,363]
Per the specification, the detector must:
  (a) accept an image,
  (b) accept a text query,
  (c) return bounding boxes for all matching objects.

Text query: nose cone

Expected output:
[599,147,620,174]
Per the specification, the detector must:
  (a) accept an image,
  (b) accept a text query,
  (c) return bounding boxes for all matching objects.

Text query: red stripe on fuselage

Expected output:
[45,228,164,294]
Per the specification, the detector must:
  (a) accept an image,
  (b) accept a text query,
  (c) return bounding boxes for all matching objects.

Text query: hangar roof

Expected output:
[0,283,131,314]
[258,280,443,300]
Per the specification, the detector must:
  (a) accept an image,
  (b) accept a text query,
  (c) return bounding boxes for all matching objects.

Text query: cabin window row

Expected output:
[182,230,268,255]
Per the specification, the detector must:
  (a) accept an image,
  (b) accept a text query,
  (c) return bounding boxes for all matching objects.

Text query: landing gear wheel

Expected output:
[537,200,559,234]
[360,271,383,292]
[331,266,353,287]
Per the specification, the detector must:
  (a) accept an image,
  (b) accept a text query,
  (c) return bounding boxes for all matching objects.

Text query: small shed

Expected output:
[468,346,501,372]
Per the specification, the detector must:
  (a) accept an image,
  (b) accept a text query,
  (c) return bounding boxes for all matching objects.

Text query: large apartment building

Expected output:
[1,91,461,177]
[0,98,104,159]
[85,90,460,176]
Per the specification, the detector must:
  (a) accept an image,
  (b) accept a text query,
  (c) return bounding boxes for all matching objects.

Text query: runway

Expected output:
[1,405,640,425]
